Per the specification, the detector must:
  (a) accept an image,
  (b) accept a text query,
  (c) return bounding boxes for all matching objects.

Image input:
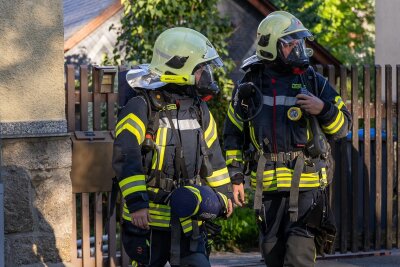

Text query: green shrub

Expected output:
[212,189,259,252]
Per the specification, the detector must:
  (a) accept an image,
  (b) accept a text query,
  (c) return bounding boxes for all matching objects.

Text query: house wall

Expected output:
[375,0,400,101]
[64,10,123,66]
[219,0,264,83]
[0,0,72,266]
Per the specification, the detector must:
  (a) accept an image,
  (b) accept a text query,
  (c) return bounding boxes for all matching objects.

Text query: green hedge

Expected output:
[213,190,259,252]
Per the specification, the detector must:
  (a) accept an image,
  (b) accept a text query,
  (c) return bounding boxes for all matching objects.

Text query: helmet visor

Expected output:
[194,64,215,89]
[193,62,221,96]
[281,30,314,43]
[278,38,311,68]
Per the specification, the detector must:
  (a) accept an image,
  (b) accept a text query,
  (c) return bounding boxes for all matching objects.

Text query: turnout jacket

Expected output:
[223,63,351,192]
[113,87,231,233]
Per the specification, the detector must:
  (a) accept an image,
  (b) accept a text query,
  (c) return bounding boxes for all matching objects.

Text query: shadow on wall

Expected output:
[0,1,62,80]
[2,166,64,266]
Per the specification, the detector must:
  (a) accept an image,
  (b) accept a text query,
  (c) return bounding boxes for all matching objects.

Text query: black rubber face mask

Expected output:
[278,38,312,70]
[194,64,220,96]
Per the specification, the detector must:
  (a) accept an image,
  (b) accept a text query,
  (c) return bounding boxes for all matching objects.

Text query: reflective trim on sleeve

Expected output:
[334,96,345,110]
[206,167,231,187]
[149,202,171,228]
[116,113,145,144]
[121,202,171,227]
[227,103,244,131]
[205,112,218,148]
[119,175,147,198]
[322,111,345,134]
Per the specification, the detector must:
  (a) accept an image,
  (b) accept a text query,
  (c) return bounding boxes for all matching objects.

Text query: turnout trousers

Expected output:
[122,221,210,267]
[259,189,323,267]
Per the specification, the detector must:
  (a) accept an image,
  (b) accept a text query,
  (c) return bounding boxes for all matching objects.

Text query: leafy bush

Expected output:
[213,189,259,252]
[107,0,235,133]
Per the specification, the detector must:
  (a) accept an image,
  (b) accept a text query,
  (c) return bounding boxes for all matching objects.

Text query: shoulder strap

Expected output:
[302,66,319,97]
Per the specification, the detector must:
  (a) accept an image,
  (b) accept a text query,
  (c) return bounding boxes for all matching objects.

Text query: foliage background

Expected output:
[107,0,236,137]
[109,0,376,251]
[269,0,375,66]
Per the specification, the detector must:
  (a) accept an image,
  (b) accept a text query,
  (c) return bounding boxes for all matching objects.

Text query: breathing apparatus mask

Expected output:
[192,61,221,97]
[277,32,314,70]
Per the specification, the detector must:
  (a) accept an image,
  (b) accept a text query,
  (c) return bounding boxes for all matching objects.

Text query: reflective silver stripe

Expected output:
[207,171,230,183]
[263,95,298,106]
[158,118,201,130]
[120,180,146,193]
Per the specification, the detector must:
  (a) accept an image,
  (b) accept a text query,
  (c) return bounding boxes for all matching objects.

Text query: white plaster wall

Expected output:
[0,0,65,122]
[375,0,400,101]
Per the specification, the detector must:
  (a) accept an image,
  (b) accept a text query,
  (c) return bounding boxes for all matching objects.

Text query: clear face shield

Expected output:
[192,57,223,97]
[278,31,314,69]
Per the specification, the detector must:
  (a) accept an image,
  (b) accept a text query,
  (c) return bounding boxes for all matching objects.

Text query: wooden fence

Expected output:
[65,64,400,266]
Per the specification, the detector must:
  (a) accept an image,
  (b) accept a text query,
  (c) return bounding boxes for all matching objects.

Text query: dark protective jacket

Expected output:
[113,86,231,234]
[223,62,351,192]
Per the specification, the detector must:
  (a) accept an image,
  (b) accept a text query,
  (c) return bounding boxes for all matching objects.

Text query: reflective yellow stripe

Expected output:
[180,218,203,234]
[335,96,345,110]
[206,167,231,187]
[155,127,168,170]
[116,113,145,143]
[205,112,218,147]
[180,218,193,233]
[249,122,261,150]
[322,111,344,134]
[227,103,243,131]
[217,192,228,209]
[226,150,242,157]
[226,150,243,162]
[185,186,202,216]
[250,167,321,190]
[319,168,328,186]
[149,202,171,227]
[147,187,159,194]
[119,175,147,198]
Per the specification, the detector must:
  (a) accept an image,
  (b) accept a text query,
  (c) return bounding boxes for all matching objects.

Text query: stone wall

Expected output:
[0,0,72,266]
[2,137,72,266]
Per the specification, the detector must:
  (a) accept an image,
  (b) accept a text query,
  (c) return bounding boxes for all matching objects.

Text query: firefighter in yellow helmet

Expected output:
[112,27,233,267]
[223,11,351,266]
